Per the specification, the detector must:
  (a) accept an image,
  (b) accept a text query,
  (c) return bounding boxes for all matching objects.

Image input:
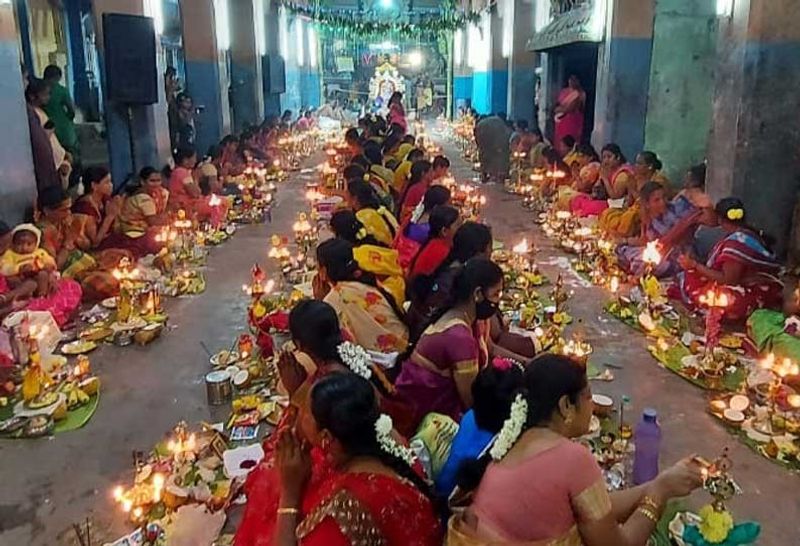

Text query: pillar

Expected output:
[263,0,281,118]
[593,0,654,158]
[471,7,508,115]
[92,0,171,186]
[229,0,264,132]
[644,0,716,182]
[180,0,230,154]
[0,1,37,223]
[707,0,800,256]
[281,11,303,115]
[452,28,473,113]
[506,0,537,125]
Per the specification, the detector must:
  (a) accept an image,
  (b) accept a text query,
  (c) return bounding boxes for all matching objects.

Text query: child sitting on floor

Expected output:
[748,278,800,365]
[0,224,57,297]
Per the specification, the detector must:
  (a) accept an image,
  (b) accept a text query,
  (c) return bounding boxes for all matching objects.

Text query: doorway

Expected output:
[544,42,598,146]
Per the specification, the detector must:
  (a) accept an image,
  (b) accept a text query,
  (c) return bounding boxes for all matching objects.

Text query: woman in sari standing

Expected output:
[599,151,670,238]
[449,353,705,546]
[315,238,409,353]
[273,373,440,545]
[676,198,782,321]
[387,91,408,133]
[554,75,586,145]
[615,181,700,278]
[395,258,503,427]
[100,167,170,258]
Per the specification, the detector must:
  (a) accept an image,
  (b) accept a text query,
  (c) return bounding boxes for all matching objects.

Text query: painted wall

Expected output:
[644,0,717,183]
[471,70,508,115]
[0,4,37,223]
[506,0,537,124]
[707,0,800,256]
[229,0,263,132]
[593,0,655,158]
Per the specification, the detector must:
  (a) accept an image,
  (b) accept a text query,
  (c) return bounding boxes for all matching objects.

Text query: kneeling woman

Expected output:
[449,354,705,546]
[315,238,409,353]
[675,197,782,321]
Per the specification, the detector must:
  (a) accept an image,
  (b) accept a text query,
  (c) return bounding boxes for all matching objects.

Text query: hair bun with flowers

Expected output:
[337,341,373,380]
[374,414,416,466]
[490,393,528,461]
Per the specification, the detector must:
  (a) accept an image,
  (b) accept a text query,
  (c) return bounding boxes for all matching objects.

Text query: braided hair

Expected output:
[329,209,385,247]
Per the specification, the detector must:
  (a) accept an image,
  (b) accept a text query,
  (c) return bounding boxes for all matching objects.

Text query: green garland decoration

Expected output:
[281,1,494,38]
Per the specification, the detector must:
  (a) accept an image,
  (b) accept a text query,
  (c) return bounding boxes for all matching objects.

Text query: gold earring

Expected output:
[564,413,574,426]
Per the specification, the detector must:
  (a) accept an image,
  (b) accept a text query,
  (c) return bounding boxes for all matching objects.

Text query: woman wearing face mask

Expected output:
[449,354,705,546]
[395,257,504,428]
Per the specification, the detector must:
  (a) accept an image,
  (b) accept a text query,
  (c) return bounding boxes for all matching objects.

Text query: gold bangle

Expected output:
[640,495,661,513]
[637,507,659,524]
[277,507,299,516]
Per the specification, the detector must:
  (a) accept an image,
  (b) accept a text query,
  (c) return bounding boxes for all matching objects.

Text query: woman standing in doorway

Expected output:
[554,75,586,145]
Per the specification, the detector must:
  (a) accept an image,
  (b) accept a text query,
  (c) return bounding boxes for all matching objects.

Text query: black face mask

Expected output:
[475,298,499,320]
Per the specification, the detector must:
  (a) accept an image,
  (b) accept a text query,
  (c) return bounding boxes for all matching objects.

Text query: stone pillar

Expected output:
[707,0,800,256]
[92,0,171,185]
[180,0,231,154]
[0,1,37,222]
[263,0,281,119]
[229,0,264,132]
[452,27,473,113]
[593,0,655,159]
[644,0,716,182]
[470,9,507,115]
[506,0,537,125]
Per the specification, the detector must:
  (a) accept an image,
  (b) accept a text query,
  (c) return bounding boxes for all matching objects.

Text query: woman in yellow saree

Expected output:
[314,238,409,354]
[347,180,399,247]
[447,354,705,546]
[598,151,670,239]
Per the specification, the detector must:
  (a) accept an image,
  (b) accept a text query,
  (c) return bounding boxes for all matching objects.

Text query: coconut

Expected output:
[233,369,250,389]
[723,409,745,424]
[728,394,750,412]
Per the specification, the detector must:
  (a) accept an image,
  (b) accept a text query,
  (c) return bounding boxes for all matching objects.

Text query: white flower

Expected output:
[337,341,373,380]
[490,394,528,461]
[374,413,417,467]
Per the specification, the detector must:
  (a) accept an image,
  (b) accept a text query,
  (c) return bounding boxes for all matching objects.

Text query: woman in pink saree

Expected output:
[554,75,586,145]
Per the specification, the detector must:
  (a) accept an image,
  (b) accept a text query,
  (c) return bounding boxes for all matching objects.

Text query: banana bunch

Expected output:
[60,382,90,409]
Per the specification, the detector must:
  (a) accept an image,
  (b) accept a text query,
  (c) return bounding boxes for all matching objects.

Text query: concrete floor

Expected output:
[0,139,798,545]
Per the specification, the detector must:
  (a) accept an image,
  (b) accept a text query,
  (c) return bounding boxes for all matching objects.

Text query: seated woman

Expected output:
[616,181,700,278]
[72,166,122,249]
[196,162,230,228]
[748,280,800,363]
[448,353,705,546]
[347,180,399,247]
[396,258,504,427]
[397,160,433,225]
[395,185,452,270]
[409,205,461,278]
[0,222,81,326]
[273,373,441,545]
[329,209,405,308]
[675,198,782,321]
[99,167,169,258]
[435,358,522,499]
[571,143,634,218]
[599,151,670,239]
[344,163,393,210]
[37,186,131,303]
[555,160,600,211]
[168,146,202,214]
[315,238,409,353]
[393,148,424,195]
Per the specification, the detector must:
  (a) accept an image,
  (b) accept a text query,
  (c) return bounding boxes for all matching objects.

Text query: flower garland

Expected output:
[375,414,416,466]
[280,1,495,38]
[337,341,373,380]
[489,393,528,461]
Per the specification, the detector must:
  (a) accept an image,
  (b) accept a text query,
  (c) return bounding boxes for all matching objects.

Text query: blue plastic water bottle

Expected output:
[632,408,661,485]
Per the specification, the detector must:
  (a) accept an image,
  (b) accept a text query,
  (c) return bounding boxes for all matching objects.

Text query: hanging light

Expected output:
[408,50,423,67]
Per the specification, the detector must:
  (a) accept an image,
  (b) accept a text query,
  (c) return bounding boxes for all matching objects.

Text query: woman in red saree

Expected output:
[72,166,121,249]
[554,75,586,145]
[675,197,782,321]
[272,373,440,546]
[387,91,408,133]
[571,143,634,217]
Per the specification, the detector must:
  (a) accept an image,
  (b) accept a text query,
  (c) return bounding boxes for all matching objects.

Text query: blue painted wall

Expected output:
[185,59,224,155]
[230,61,259,132]
[281,68,321,114]
[471,70,508,115]
[593,37,653,159]
[454,75,473,101]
